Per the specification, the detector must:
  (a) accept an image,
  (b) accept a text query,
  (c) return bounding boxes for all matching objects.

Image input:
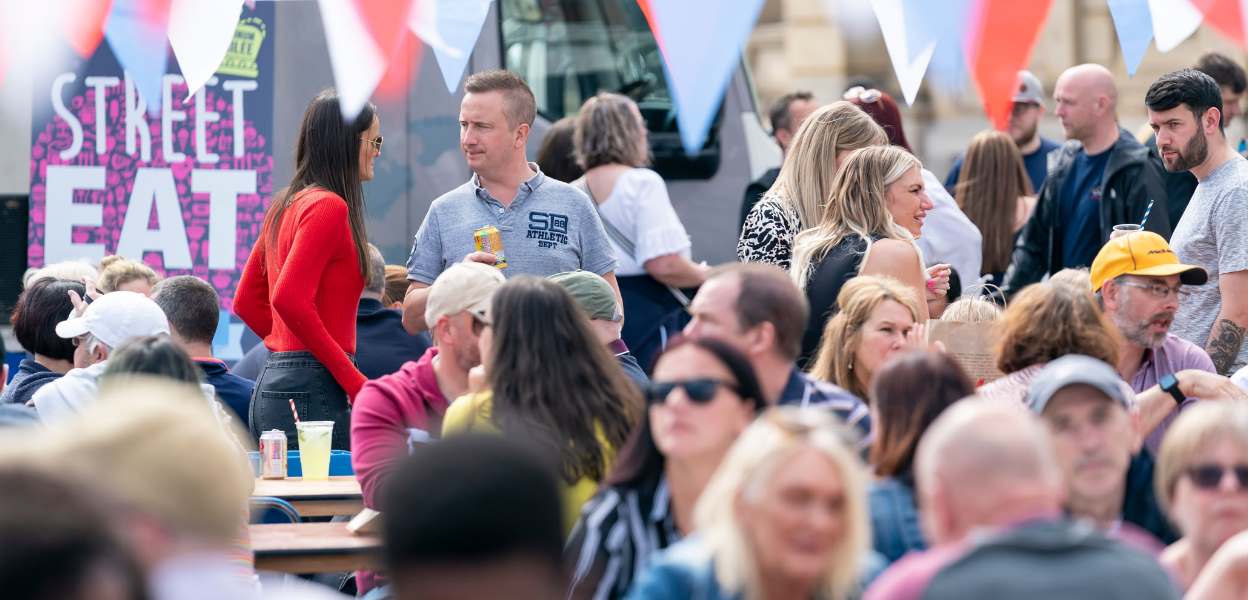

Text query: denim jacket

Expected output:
[869,476,927,564]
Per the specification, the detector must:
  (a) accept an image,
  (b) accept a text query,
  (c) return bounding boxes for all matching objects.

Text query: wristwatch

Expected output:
[1160,373,1186,406]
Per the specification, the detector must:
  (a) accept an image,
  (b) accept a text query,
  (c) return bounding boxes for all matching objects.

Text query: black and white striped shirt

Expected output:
[565,474,679,600]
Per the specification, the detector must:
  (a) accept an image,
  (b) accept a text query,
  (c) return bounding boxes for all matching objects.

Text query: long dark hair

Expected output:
[606,336,766,490]
[265,89,373,274]
[487,277,641,485]
[869,351,974,478]
[954,130,1033,274]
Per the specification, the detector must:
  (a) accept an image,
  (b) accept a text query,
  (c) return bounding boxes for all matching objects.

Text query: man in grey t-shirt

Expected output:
[402,71,620,334]
[1146,69,1248,374]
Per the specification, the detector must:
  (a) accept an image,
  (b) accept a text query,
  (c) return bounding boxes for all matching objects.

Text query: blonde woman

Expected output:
[953,130,1036,284]
[96,255,160,295]
[573,92,706,371]
[627,407,876,600]
[1156,402,1248,592]
[808,276,924,401]
[791,145,933,362]
[738,101,887,270]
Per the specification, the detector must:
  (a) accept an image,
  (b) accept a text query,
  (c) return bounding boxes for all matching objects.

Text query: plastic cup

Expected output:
[1110,223,1142,240]
[296,421,334,480]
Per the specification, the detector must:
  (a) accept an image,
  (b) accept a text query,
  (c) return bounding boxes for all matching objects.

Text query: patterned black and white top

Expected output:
[737,195,802,270]
[565,474,680,600]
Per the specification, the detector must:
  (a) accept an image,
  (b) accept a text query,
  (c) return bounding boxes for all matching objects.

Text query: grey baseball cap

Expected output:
[1027,355,1131,414]
[1014,70,1046,107]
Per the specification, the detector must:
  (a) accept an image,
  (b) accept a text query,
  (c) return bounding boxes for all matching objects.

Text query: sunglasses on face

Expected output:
[1186,463,1248,491]
[362,135,383,151]
[645,378,738,405]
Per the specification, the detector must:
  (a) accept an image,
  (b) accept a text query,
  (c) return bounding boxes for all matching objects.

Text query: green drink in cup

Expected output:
[296,421,334,480]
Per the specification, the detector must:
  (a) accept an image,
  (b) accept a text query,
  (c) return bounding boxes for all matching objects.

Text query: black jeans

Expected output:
[250,350,353,450]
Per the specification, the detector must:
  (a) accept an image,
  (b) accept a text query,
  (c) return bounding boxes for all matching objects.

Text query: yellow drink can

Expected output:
[473,225,508,268]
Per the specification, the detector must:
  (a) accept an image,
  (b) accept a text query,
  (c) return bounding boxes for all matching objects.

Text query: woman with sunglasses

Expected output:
[628,407,876,600]
[442,276,639,531]
[566,336,765,600]
[1156,401,1248,591]
[235,89,381,450]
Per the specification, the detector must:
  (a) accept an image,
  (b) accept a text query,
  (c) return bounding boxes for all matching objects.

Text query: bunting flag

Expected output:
[65,0,114,58]
[410,0,494,94]
[870,0,936,106]
[168,0,246,97]
[1107,0,1153,76]
[648,0,765,155]
[967,0,1053,130]
[1192,0,1248,48]
[1148,0,1202,51]
[317,0,417,119]
[103,0,172,115]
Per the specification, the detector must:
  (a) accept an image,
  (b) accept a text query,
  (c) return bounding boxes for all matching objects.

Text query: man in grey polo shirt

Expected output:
[403,70,620,333]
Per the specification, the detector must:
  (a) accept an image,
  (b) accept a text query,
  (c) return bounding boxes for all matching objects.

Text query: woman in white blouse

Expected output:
[573,92,708,372]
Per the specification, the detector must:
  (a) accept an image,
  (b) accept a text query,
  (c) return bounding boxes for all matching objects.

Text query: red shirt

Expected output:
[350,347,449,509]
[234,188,367,398]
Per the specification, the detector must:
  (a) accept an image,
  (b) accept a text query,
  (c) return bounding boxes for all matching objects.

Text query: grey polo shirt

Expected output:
[406,164,617,284]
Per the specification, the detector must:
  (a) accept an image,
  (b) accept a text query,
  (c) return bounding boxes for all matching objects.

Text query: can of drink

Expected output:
[473,225,508,268]
[259,429,287,479]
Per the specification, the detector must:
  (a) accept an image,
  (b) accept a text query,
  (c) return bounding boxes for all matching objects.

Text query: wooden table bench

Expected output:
[251,522,380,573]
[252,476,363,517]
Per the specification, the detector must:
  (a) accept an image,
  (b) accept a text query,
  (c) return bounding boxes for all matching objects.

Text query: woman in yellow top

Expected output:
[442,276,641,529]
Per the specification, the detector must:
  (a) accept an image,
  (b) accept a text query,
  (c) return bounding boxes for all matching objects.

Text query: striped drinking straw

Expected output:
[1139,199,1154,229]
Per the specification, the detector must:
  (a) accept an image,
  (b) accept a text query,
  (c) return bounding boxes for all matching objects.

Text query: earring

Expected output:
[848,358,854,371]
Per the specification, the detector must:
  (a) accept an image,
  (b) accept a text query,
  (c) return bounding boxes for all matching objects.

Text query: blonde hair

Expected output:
[940,297,1002,323]
[767,101,887,232]
[808,276,922,400]
[0,380,252,545]
[1155,402,1248,517]
[1049,268,1093,294]
[574,92,649,169]
[954,130,1033,274]
[694,407,870,600]
[791,145,921,288]
[96,256,160,294]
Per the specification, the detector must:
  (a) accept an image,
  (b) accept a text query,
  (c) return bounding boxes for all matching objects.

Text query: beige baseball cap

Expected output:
[424,262,506,327]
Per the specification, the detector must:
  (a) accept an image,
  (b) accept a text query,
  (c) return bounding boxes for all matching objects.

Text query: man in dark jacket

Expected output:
[1003,64,1170,296]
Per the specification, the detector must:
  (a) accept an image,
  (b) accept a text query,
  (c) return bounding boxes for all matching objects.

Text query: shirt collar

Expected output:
[471,162,546,202]
[607,338,629,356]
[780,367,807,405]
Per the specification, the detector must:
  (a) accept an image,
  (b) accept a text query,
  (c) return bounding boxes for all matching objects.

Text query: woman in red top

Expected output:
[234,90,380,449]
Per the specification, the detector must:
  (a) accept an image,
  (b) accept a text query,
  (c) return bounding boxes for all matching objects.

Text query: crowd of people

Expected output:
[6,52,1248,599]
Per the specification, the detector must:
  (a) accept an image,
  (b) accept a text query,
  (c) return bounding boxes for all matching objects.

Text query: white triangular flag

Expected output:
[169,0,245,98]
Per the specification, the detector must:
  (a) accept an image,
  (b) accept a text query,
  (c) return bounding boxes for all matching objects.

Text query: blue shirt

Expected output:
[1059,146,1113,269]
[779,368,872,449]
[406,163,617,284]
[195,359,255,424]
[944,137,1061,194]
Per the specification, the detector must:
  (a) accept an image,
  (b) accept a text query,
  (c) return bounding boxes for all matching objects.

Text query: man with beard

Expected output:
[1147,69,1248,377]
[1090,231,1227,454]
[1145,53,1246,225]
[945,71,1060,193]
[1003,64,1171,296]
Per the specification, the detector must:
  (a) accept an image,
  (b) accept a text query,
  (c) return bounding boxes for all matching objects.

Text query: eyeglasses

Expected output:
[1186,463,1248,490]
[362,135,383,151]
[1116,280,1192,301]
[843,86,882,104]
[645,378,737,405]
[470,312,490,334]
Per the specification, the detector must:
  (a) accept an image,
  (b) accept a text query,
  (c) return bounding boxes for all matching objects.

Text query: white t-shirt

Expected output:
[595,168,693,277]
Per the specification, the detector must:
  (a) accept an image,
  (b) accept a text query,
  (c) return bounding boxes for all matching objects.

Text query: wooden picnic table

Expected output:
[252,476,363,517]
[250,522,380,573]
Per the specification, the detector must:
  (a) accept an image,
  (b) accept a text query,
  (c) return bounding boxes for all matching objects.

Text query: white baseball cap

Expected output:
[424,262,506,327]
[55,291,170,349]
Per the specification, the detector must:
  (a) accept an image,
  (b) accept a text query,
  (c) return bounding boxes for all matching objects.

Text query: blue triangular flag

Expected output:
[1108,0,1153,76]
[650,0,765,156]
[104,0,170,115]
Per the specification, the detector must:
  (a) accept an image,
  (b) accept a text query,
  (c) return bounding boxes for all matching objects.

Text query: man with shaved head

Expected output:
[1003,64,1171,297]
[865,401,1176,599]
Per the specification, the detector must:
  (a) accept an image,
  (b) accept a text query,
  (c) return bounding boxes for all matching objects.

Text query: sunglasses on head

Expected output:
[1186,463,1248,490]
[843,86,882,104]
[645,378,738,405]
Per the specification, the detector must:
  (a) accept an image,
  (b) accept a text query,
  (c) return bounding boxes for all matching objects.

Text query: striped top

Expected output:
[566,473,680,600]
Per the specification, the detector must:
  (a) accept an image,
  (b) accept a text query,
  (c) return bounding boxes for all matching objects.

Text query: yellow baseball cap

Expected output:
[1089,231,1207,293]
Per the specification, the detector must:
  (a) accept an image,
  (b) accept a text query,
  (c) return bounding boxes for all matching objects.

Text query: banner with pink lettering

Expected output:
[28,3,274,317]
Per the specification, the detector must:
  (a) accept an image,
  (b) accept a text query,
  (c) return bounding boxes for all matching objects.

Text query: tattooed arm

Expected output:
[1207,271,1248,375]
